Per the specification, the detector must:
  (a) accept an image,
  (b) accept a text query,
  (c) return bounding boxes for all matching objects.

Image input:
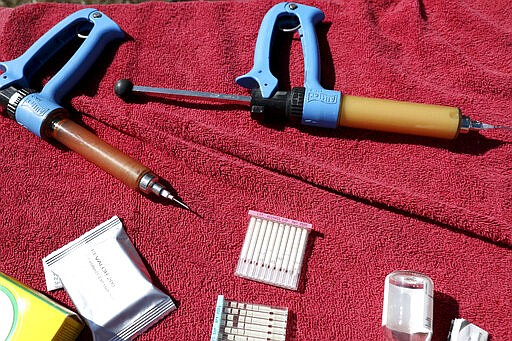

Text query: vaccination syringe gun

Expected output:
[115,2,511,140]
[0,9,189,210]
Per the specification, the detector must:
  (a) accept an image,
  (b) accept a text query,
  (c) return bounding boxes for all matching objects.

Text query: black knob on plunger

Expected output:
[114,79,134,98]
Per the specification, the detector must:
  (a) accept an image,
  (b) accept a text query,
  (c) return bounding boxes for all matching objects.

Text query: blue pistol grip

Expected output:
[236,2,325,98]
[0,9,124,104]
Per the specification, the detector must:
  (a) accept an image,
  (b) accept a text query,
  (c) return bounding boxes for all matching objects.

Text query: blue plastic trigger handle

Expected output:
[236,2,341,129]
[0,8,124,104]
[236,2,325,98]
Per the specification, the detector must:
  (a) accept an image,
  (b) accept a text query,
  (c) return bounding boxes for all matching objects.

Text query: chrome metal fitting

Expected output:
[138,172,158,194]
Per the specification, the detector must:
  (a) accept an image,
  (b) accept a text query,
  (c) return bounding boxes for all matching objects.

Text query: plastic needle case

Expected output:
[235,210,312,290]
[210,295,288,341]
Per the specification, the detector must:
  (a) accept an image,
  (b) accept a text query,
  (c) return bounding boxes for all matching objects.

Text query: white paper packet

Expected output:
[42,216,176,341]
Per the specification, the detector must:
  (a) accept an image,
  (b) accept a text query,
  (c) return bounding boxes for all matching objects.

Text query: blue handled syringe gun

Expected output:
[0,9,189,209]
[115,2,510,140]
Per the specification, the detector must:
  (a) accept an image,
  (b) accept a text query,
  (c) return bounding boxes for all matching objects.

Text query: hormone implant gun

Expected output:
[115,3,511,140]
[0,9,189,209]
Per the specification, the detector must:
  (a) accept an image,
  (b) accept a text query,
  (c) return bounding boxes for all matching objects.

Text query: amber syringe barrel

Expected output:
[48,118,150,190]
[338,95,462,140]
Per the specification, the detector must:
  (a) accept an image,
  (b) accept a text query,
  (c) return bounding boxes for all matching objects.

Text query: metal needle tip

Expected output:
[460,117,512,133]
[170,196,190,210]
[479,123,512,130]
[148,180,191,210]
[493,125,512,130]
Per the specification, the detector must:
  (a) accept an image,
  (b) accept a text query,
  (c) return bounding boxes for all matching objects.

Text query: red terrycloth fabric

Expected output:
[0,1,510,340]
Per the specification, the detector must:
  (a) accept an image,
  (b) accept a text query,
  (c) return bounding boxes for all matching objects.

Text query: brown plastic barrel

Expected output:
[49,118,149,189]
[339,95,461,140]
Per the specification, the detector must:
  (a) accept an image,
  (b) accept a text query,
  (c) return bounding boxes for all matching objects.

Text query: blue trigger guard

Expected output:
[0,8,124,104]
[236,2,325,99]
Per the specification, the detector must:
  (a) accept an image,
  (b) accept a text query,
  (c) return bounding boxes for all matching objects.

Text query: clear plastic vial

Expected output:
[382,270,434,341]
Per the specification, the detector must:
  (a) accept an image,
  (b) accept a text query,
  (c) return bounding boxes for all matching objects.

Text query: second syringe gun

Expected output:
[114,2,510,141]
[115,79,511,140]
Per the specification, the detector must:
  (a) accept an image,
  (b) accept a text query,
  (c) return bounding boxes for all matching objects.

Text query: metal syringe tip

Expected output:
[460,116,512,133]
[171,197,190,210]
[478,123,512,130]
[160,189,190,210]
[142,175,191,210]
[493,125,512,130]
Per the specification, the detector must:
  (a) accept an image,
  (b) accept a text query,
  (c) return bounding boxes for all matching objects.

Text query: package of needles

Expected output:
[235,210,312,290]
[210,295,288,341]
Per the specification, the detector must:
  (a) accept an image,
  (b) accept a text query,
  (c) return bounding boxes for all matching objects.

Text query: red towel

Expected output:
[0,1,510,340]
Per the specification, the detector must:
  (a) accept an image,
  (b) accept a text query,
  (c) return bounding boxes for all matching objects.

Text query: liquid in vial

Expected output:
[382,270,434,341]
